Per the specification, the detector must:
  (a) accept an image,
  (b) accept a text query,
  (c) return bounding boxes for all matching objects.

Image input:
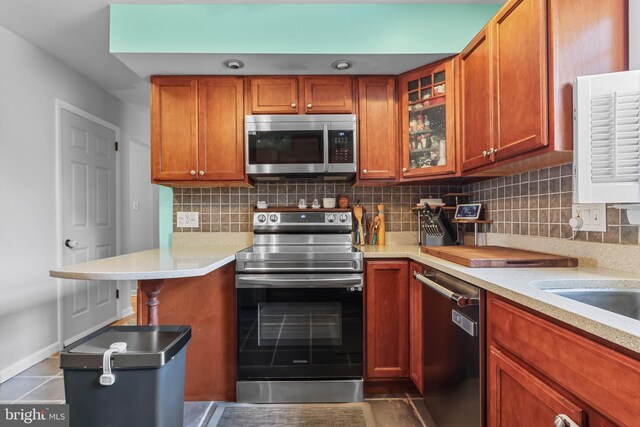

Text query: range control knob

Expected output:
[269,214,279,223]
[326,214,336,223]
[257,214,267,223]
[339,214,348,223]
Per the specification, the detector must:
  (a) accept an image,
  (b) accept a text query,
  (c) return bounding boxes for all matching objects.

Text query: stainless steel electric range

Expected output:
[235,208,364,403]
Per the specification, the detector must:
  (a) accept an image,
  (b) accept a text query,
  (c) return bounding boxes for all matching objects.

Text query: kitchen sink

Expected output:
[543,288,640,321]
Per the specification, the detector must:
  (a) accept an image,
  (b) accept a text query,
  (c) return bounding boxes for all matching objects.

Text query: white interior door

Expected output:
[61,109,118,344]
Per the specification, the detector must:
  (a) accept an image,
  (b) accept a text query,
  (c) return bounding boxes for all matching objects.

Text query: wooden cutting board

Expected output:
[422,245,578,268]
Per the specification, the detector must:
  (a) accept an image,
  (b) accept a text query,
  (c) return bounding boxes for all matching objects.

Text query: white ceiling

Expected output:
[0,1,505,108]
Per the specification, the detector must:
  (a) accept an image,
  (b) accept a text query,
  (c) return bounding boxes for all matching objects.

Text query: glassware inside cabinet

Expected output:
[407,70,447,170]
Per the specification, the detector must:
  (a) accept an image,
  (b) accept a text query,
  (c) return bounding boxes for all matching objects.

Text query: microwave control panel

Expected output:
[329,130,354,163]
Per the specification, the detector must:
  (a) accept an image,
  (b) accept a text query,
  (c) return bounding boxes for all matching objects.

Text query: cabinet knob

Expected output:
[482,150,488,158]
[362,169,368,175]
[307,103,312,108]
[199,170,205,176]
[190,170,196,176]
[402,167,408,173]
[291,103,297,108]
[553,414,579,427]
[488,147,497,155]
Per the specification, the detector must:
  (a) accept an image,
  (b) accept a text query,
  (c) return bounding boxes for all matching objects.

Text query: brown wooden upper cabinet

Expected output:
[492,0,548,162]
[151,76,245,184]
[460,27,494,172]
[399,58,457,181]
[249,77,299,114]
[357,77,398,182]
[248,76,354,114]
[460,0,628,173]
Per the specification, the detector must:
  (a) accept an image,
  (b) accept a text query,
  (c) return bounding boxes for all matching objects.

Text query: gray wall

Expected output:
[0,24,154,381]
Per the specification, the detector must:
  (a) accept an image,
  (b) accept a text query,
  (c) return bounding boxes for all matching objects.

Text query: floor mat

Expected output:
[207,403,375,427]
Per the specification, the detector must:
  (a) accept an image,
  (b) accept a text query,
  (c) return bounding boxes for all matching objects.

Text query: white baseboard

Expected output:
[120,306,134,319]
[0,342,61,383]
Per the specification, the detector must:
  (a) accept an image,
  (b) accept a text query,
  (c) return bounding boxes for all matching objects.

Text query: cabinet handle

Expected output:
[307,103,313,108]
[482,150,488,158]
[402,167,408,173]
[291,103,297,108]
[199,171,205,176]
[190,170,196,176]
[362,169,368,175]
[553,414,579,427]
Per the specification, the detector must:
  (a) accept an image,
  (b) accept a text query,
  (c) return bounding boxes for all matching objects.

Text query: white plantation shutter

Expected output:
[574,70,640,203]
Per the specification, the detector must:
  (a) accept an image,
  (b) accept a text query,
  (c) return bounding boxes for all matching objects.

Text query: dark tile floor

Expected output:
[0,356,433,426]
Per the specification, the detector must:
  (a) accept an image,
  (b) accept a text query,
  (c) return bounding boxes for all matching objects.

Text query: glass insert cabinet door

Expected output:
[399,58,457,179]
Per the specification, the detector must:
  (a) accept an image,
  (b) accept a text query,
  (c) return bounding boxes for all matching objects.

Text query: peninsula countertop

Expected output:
[50,237,640,354]
[49,244,249,281]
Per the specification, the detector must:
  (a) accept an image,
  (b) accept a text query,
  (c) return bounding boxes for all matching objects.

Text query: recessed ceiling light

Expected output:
[332,60,352,71]
[224,59,244,70]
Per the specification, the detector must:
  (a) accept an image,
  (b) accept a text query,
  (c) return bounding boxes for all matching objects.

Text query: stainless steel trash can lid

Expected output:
[60,325,191,369]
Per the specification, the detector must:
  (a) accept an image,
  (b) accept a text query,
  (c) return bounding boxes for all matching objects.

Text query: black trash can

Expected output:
[60,325,191,427]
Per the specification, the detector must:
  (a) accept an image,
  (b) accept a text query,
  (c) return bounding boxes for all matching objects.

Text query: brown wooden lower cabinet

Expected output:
[487,293,640,427]
[365,260,409,379]
[409,261,424,394]
[138,262,236,401]
[488,345,586,427]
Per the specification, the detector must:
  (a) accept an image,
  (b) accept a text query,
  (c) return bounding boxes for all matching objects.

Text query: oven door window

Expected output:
[258,302,342,347]
[247,130,324,165]
[237,287,363,380]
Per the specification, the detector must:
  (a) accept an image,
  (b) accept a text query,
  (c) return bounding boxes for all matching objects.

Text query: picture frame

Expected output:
[454,203,482,220]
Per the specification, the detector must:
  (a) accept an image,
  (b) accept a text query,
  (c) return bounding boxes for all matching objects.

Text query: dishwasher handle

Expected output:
[413,272,479,307]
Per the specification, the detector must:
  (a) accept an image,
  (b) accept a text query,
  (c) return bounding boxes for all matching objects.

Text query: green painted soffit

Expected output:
[110,4,500,55]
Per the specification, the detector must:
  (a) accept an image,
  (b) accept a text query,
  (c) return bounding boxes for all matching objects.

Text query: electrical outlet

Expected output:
[177,211,199,228]
[571,203,606,232]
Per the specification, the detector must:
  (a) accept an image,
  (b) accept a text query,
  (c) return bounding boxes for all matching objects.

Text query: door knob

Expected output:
[307,103,313,108]
[190,170,196,176]
[65,239,79,249]
[199,170,205,176]
[362,169,368,175]
[291,103,297,108]
[488,147,497,155]
[402,167,408,173]
[482,150,488,158]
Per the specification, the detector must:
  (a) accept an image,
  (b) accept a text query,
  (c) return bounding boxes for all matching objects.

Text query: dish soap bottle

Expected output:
[377,204,386,246]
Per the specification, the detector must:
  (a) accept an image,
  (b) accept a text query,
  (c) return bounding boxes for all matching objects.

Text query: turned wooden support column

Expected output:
[139,279,165,326]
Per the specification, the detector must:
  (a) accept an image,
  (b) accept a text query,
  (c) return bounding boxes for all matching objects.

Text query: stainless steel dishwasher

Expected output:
[413,267,484,427]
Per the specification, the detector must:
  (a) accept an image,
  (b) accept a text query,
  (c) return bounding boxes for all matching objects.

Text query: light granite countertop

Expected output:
[360,243,640,354]
[50,233,640,354]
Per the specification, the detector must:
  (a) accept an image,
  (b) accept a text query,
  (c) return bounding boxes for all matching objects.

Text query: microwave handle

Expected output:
[323,123,329,171]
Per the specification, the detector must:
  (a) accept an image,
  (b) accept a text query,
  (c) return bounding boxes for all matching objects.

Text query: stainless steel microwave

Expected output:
[245,115,357,180]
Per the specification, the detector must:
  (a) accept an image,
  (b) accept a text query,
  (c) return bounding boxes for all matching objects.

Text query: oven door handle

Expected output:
[236,274,363,289]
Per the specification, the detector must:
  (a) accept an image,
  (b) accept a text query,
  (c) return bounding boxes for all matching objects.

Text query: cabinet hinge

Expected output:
[116,289,120,299]
[115,141,119,151]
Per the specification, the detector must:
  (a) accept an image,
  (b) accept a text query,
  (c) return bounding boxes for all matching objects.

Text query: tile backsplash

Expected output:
[463,163,640,245]
[173,182,461,233]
